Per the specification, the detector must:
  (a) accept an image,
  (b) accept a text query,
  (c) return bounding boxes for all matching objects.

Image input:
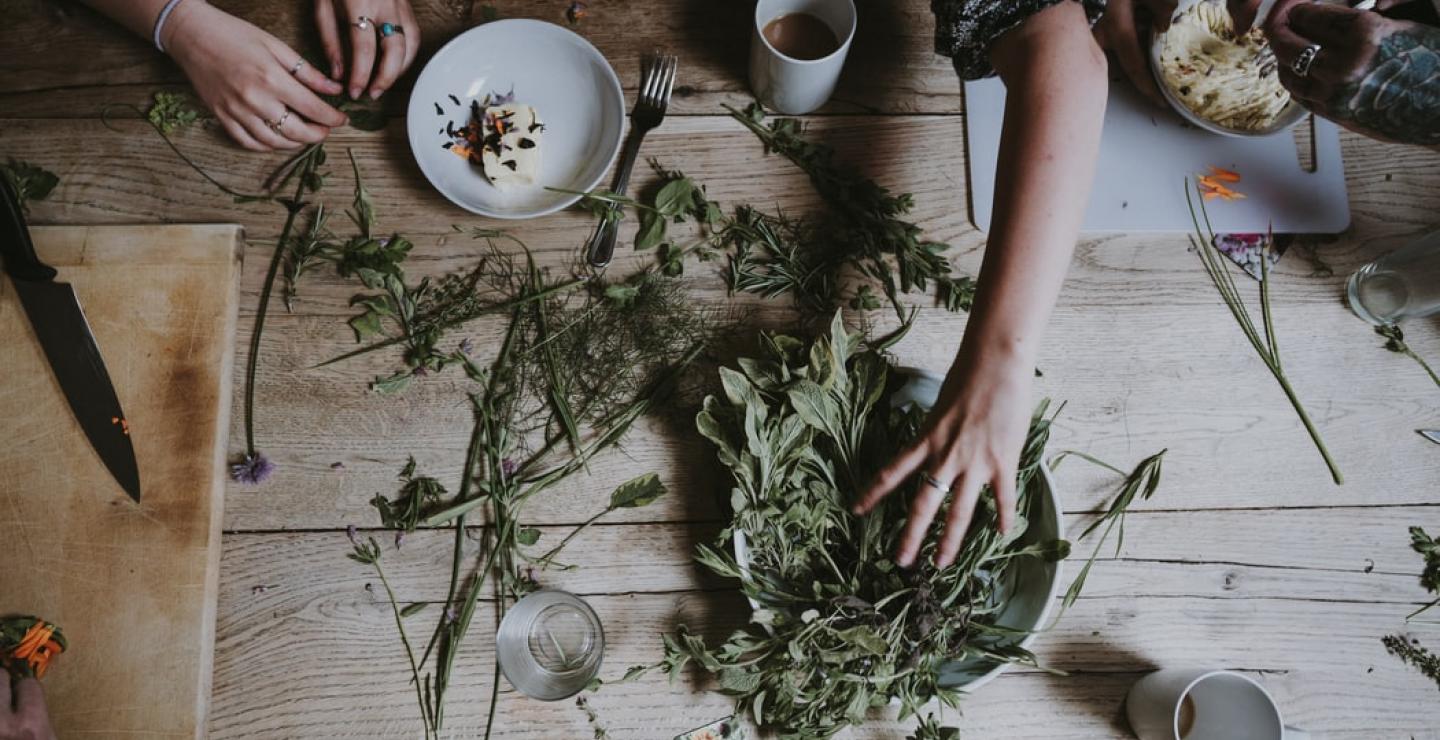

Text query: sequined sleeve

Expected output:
[932,0,1107,80]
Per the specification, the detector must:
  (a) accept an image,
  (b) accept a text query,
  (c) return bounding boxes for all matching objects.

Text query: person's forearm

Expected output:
[959,2,1108,368]
[78,0,208,51]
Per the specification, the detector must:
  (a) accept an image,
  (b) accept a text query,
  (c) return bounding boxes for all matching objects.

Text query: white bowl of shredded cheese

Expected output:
[1149,0,1306,137]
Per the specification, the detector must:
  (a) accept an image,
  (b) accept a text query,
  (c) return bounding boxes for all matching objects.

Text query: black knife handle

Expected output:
[0,176,57,282]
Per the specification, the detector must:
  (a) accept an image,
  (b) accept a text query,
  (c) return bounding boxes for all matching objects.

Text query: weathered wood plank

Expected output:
[0,0,960,118]
[210,577,1440,738]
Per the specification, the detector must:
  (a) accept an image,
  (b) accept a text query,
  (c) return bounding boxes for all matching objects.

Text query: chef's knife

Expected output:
[1420,429,1440,446]
[1,178,141,502]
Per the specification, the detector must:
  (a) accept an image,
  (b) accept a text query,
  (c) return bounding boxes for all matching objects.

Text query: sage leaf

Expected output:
[608,473,666,509]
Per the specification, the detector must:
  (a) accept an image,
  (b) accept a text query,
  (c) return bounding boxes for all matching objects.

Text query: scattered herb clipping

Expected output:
[1376,324,1440,389]
[337,234,710,739]
[1187,183,1343,484]
[0,158,59,213]
[1383,526,1440,691]
[727,104,976,317]
[147,91,202,134]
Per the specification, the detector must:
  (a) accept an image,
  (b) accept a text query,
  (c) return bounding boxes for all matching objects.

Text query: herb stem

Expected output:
[370,560,433,739]
[313,277,588,368]
[243,148,321,456]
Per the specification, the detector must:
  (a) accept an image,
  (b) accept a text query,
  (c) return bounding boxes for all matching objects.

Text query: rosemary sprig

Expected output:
[1187,183,1343,484]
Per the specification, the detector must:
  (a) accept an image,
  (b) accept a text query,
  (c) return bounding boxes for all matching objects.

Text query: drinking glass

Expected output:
[495,590,604,701]
[1346,229,1440,325]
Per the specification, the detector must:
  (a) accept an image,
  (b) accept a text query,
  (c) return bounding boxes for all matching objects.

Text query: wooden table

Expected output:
[5,1,1440,737]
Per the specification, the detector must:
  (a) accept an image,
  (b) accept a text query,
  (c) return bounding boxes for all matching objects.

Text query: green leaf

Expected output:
[343,104,387,132]
[347,149,376,238]
[654,178,695,217]
[370,371,412,394]
[605,283,641,307]
[608,473,666,509]
[349,310,385,341]
[835,626,888,656]
[400,602,428,617]
[635,209,666,250]
[718,667,761,694]
[516,527,542,546]
[786,379,837,434]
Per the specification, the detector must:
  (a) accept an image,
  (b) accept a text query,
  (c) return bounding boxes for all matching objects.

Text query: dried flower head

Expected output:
[230,452,275,485]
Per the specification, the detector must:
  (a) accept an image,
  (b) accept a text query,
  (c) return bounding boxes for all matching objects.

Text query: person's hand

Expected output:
[852,350,1033,569]
[1263,2,1440,145]
[315,0,421,101]
[1094,0,1178,106]
[1,672,56,740]
[165,2,348,151]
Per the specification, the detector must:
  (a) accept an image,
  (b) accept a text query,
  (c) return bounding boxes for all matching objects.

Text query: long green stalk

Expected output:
[243,148,323,456]
[1186,183,1342,485]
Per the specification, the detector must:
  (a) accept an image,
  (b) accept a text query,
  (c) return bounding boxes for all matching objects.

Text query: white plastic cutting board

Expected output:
[963,78,1349,233]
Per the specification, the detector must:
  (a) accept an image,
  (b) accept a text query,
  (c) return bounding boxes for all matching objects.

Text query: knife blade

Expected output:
[1,178,141,502]
[1420,429,1440,446]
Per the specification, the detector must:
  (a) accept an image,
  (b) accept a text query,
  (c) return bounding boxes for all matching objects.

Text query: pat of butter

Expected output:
[480,103,543,190]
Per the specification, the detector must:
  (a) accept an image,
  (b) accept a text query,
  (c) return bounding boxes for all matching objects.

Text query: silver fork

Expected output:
[586,52,677,269]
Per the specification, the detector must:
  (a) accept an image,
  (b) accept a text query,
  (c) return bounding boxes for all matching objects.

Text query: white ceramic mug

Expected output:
[1127,669,1311,740]
[748,0,856,115]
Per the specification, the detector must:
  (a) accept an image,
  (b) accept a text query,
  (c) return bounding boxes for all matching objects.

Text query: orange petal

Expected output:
[1208,166,1242,182]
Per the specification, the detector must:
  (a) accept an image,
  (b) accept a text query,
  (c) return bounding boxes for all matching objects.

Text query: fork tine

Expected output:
[643,52,663,107]
[658,56,677,110]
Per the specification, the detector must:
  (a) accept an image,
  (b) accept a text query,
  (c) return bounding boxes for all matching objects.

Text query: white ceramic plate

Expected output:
[732,368,1064,694]
[406,19,625,219]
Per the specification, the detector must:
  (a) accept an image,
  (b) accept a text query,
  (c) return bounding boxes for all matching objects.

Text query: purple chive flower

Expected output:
[442,604,460,625]
[230,453,275,485]
[458,338,474,356]
[412,366,429,378]
[501,458,518,476]
[347,524,360,545]
[492,86,516,107]
[394,530,407,549]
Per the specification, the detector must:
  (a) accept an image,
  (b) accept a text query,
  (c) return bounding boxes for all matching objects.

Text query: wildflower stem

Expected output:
[243,148,322,456]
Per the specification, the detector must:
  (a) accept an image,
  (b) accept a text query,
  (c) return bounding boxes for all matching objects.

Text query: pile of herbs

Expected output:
[652,315,1065,738]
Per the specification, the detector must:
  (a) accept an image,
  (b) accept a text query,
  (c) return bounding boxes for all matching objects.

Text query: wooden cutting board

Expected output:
[0,225,242,738]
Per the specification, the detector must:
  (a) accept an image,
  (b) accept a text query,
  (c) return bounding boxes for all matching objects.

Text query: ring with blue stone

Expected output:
[379,22,404,37]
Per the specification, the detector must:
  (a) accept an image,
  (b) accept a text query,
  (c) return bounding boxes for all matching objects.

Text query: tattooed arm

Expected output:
[1263,1,1440,146]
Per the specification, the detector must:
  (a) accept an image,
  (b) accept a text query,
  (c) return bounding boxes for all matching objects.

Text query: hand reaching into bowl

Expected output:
[1232,0,1440,146]
[1094,0,1179,106]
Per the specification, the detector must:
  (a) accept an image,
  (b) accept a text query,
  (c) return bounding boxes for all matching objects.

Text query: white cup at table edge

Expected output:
[748,0,856,115]
[1127,668,1310,740]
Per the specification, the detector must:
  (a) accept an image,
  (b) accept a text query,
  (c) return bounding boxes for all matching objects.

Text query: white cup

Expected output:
[1126,669,1311,740]
[748,0,856,115]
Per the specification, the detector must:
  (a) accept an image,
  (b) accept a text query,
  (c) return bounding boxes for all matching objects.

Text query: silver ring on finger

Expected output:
[920,472,952,494]
[378,21,405,37]
[289,59,306,76]
[353,15,374,30]
[1292,43,1321,79]
[266,109,291,133]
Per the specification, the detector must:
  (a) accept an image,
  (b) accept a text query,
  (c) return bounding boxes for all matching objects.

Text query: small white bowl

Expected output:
[732,367,1064,694]
[1148,0,1306,138]
[406,19,626,219]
